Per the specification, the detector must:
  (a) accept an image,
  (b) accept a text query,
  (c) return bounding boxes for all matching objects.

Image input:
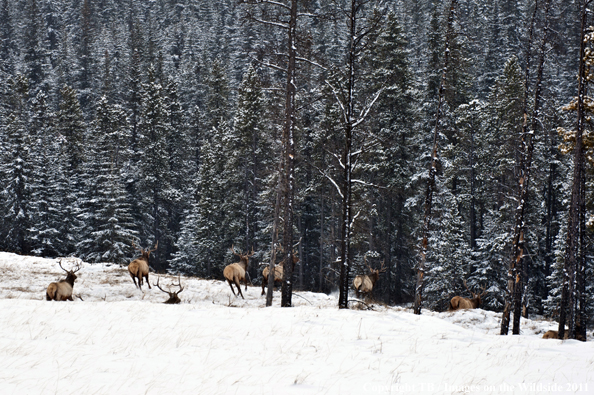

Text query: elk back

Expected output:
[46,280,74,301]
[353,275,374,293]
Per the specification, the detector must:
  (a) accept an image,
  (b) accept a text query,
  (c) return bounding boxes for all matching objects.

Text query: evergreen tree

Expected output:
[77,96,137,264]
[137,65,173,270]
[0,75,33,253]
[28,89,62,257]
[56,84,87,254]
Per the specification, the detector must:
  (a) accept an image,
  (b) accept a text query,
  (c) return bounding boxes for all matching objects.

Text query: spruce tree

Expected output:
[0,75,33,253]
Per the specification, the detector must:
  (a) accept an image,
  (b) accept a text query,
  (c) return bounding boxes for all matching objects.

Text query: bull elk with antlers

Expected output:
[448,280,486,311]
[46,259,81,301]
[353,259,386,300]
[128,241,158,290]
[261,253,299,296]
[223,245,254,299]
[154,275,184,304]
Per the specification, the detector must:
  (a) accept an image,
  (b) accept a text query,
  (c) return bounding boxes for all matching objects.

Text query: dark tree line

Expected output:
[0,0,591,327]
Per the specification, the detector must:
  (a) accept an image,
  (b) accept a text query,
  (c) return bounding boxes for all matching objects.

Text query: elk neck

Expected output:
[64,272,77,287]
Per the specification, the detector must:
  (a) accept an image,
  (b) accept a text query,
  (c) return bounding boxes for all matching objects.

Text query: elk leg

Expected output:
[235,279,244,299]
[145,274,151,289]
[228,280,237,296]
[130,274,139,289]
[261,278,266,296]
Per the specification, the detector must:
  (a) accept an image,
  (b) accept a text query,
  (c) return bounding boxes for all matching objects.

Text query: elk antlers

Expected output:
[58,258,81,274]
[364,256,386,274]
[154,275,183,304]
[463,279,486,297]
[230,244,254,258]
[132,240,158,253]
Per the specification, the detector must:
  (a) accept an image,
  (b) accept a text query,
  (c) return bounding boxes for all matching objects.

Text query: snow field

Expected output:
[0,252,593,395]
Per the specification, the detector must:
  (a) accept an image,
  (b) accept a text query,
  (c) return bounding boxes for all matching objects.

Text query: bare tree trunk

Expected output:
[559,0,590,340]
[266,178,282,306]
[414,0,457,315]
[319,185,324,292]
[280,0,298,307]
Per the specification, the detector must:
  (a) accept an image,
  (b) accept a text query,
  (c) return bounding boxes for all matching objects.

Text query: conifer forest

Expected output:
[0,0,592,338]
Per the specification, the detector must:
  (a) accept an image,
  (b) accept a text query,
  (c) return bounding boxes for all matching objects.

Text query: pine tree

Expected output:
[231,66,272,269]
[0,75,33,253]
[137,65,173,270]
[28,89,62,257]
[365,11,418,303]
[77,96,137,264]
[56,84,87,254]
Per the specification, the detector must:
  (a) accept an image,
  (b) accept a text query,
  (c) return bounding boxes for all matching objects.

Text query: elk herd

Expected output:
[37,244,584,341]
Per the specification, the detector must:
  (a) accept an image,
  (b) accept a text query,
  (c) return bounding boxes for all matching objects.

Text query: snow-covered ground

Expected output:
[0,252,592,395]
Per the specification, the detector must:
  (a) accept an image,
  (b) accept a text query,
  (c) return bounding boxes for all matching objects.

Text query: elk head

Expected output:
[133,240,158,262]
[230,244,254,271]
[448,280,486,311]
[154,275,184,304]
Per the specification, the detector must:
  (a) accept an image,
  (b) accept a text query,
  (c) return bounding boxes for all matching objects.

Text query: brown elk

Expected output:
[261,253,299,296]
[223,245,254,299]
[353,259,386,299]
[46,259,82,301]
[128,241,158,290]
[542,330,568,339]
[154,275,184,304]
[448,280,486,311]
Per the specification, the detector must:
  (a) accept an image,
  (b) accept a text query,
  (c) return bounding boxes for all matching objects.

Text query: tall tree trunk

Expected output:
[414,0,457,315]
[319,184,324,292]
[266,177,282,306]
[337,0,358,309]
[559,0,589,339]
[280,0,298,307]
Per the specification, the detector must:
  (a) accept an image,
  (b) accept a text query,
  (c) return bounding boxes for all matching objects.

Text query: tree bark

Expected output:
[280,0,298,307]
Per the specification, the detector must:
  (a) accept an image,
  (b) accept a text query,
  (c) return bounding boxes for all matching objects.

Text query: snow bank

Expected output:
[0,252,592,394]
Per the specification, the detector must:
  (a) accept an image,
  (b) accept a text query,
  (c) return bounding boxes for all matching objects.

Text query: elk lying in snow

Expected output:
[154,275,184,304]
[128,241,158,290]
[224,245,254,299]
[448,280,486,311]
[261,253,299,295]
[46,259,81,301]
[353,259,386,299]
[542,330,568,339]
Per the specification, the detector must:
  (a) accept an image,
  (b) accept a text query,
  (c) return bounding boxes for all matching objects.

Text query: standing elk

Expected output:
[261,253,299,296]
[154,275,184,304]
[353,259,386,300]
[128,241,158,290]
[448,280,486,311]
[223,245,254,299]
[46,259,81,301]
